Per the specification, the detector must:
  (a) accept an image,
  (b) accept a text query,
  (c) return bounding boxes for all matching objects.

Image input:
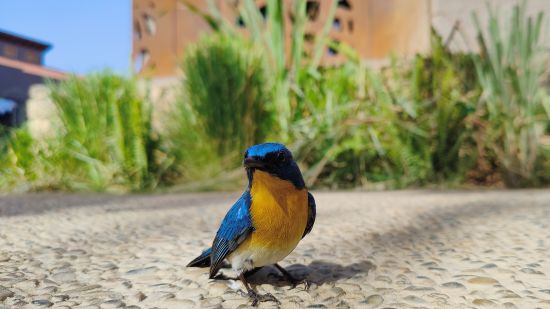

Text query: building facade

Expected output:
[133,0,550,79]
[0,30,65,127]
[132,0,431,78]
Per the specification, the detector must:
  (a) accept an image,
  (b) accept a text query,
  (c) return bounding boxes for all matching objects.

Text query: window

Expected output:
[306,1,320,21]
[327,40,340,56]
[338,0,352,10]
[259,5,267,19]
[236,16,245,27]
[134,21,142,40]
[143,14,156,35]
[333,18,341,31]
[3,44,17,59]
[134,49,150,73]
[348,20,354,32]
[0,98,16,127]
[0,98,15,115]
[24,50,40,64]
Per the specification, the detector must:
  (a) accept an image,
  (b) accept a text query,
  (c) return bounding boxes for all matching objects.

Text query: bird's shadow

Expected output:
[216,260,375,287]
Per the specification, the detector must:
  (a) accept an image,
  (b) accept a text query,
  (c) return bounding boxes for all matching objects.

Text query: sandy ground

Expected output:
[0,190,549,309]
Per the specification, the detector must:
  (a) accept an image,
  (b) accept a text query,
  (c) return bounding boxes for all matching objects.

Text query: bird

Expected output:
[187,142,316,305]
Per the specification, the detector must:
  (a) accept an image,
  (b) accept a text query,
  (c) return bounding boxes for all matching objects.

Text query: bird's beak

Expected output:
[243,157,265,169]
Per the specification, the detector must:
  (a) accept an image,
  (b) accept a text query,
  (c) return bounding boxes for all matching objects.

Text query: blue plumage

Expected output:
[209,191,254,278]
[245,143,289,159]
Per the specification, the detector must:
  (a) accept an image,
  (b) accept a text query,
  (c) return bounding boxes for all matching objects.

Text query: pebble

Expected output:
[467,277,499,285]
[472,298,496,306]
[0,286,15,301]
[100,300,125,308]
[441,282,465,289]
[64,284,102,294]
[52,294,70,302]
[31,299,53,307]
[51,272,76,283]
[135,291,147,301]
[363,294,383,306]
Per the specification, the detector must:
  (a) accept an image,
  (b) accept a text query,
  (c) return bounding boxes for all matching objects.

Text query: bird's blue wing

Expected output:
[209,191,254,278]
[302,192,316,238]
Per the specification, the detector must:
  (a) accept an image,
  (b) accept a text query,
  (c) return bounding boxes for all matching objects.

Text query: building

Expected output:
[0,30,65,127]
[133,0,550,79]
[132,0,431,78]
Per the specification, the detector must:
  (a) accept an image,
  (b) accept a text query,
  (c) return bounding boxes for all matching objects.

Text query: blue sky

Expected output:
[0,0,131,74]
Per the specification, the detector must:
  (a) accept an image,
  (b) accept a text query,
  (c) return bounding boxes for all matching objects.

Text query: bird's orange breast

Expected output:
[246,170,308,251]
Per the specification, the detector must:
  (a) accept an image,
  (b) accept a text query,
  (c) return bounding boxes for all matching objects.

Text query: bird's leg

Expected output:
[274,263,310,290]
[239,272,279,306]
[213,267,263,281]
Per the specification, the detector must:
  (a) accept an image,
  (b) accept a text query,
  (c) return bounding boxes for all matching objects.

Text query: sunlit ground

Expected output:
[0,190,548,308]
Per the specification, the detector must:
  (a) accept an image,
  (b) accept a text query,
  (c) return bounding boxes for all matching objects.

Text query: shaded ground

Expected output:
[0,190,549,308]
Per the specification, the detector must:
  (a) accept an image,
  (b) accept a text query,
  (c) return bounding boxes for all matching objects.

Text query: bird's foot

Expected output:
[289,277,311,290]
[247,289,280,307]
[273,264,310,290]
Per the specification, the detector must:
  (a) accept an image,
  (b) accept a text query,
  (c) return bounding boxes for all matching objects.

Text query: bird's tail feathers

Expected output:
[187,248,212,267]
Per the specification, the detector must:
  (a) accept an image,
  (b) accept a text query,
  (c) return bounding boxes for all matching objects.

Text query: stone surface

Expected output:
[0,190,549,308]
[0,287,14,301]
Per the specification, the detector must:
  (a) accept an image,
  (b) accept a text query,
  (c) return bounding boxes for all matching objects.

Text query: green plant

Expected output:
[392,32,480,181]
[293,62,432,189]
[0,127,35,190]
[45,72,166,191]
[241,0,340,136]
[182,33,272,156]
[473,3,549,186]
[183,0,338,137]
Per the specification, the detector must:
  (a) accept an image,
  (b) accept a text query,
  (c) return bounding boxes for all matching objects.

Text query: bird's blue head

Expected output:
[243,143,305,189]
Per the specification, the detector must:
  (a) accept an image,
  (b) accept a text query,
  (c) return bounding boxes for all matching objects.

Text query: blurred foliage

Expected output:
[0,73,172,192]
[0,127,40,191]
[182,0,338,136]
[1,2,549,192]
[48,73,169,191]
[293,63,432,188]
[182,33,272,156]
[473,3,550,187]
[292,32,480,188]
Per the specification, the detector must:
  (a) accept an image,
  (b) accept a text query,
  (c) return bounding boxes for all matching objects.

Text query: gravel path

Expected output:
[0,190,549,308]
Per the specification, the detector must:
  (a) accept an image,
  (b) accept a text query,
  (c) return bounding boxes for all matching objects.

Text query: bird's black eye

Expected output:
[276,151,286,162]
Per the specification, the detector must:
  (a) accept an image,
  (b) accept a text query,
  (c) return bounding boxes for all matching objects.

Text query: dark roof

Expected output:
[0,29,51,51]
[0,56,66,80]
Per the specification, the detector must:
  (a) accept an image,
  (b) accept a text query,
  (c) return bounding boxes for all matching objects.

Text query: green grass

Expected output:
[473,3,550,186]
[1,72,171,192]
[181,33,273,156]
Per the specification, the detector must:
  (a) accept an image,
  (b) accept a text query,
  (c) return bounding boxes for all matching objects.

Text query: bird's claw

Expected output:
[248,290,280,307]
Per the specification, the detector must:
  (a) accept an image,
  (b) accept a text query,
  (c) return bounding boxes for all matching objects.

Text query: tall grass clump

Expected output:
[182,33,272,156]
[46,72,166,191]
[393,32,480,181]
[182,0,338,137]
[473,3,550,186]
[292,62,433,189]
[236,0,337,134]
[0,127,41,191]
